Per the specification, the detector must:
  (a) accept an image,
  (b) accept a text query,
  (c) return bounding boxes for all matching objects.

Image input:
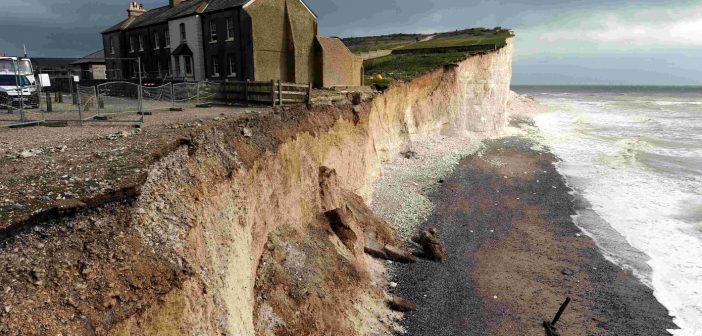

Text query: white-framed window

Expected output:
[109,37,115,55]
[226,18,234,41]
[179,23,186,42]
[209,21,217,42]
[211,55,219,77]
[165,32,171,47]
[154,32,160,49]
[138,35,144,51]
[228,55,236,76]
[129,36,135,52]
[184,56,193,75]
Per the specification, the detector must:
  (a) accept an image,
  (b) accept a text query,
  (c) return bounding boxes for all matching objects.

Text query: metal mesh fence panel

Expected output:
[77,85,98,120]
[173,82,199,108]
[0,92,25,126]
[96,81,140,116]
[142,83,173,112]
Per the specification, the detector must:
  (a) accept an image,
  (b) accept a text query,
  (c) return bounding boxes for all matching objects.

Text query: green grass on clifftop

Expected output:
[364,52,468,86]
[342,33,430,53]
[403,28,512,50]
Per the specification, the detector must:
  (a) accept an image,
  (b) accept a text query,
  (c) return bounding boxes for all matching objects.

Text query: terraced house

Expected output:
[102,0,326,84]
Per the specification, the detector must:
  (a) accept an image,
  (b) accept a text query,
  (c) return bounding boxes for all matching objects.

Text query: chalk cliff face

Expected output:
[0,38,517,335]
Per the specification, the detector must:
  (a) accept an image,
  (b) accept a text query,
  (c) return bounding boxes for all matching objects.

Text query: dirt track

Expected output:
[394,138,676,335]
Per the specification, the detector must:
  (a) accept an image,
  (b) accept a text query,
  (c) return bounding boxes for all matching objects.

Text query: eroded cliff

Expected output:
[0,38,520,336]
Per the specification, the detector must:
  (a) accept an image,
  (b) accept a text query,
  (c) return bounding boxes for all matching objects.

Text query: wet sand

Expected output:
[394,137,676,335]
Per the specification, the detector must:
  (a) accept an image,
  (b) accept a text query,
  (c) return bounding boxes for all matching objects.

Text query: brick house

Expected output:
[102,0,360,87]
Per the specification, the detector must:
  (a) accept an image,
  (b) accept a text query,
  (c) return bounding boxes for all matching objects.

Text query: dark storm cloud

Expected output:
[0,0,700,84]
[1,0,679,56]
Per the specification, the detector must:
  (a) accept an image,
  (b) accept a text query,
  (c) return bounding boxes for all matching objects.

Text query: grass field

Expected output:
[342,33,430,53]
[364,52,469,86]
[398,28,512,50]
[356,27,513,88]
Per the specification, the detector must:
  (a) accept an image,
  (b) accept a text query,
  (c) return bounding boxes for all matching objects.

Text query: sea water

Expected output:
[513,86,702,336]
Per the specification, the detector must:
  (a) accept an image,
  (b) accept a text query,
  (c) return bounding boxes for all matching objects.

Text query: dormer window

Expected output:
[209,21,217,42]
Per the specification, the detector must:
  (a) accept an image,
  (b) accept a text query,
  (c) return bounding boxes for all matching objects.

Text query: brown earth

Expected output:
[0,106,268,231]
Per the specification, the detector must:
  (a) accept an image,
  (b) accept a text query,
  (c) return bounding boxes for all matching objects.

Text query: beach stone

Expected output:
[415,227,448,262]
[388,295,417,312]
[561,269,575,276]
[401,150,418,159]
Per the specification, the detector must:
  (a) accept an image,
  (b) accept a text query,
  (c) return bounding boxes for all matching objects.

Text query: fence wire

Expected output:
[142,83,173,112]
[173,82,199,108]
[97,81,140,116]
[77,85,98,120]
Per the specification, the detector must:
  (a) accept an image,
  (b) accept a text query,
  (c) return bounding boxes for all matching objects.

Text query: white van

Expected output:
[0,57,38,109]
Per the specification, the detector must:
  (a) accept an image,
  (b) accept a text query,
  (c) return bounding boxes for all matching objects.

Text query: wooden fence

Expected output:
[222,80,311,106]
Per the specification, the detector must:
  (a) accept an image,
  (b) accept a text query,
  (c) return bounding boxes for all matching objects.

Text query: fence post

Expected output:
[95,85,102,116]
[171,82,175,108]
[277,80,283,106]
[307,83,312,105]
[270,80,275,106]
[244,79,249,106]
[77,84,83,125]
[224,79,229,105]
[45,91,53,112]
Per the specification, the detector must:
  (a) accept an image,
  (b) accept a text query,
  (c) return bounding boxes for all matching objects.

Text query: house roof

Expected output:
[203,0,248,13]
[240,0,317,18]
[102,0,317,34]
[32,58,79,70]
[71,50,106,65]
[171,44,193,56]
[102,0,206,34]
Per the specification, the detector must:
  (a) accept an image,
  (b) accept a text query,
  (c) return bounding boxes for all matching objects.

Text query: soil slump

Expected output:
[394,138,676,336]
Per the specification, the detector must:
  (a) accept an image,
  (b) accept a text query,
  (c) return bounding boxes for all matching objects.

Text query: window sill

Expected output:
[209,40,218,44]
[226,38,234,42]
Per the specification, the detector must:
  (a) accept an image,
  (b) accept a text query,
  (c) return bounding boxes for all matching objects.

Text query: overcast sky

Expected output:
[1,0,701,85]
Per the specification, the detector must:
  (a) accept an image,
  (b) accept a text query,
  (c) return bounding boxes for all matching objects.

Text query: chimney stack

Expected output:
[127,2,146,18]
[170,0,185,7]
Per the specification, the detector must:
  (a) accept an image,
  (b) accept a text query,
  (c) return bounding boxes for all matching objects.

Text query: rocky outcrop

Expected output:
[0,38,518,335]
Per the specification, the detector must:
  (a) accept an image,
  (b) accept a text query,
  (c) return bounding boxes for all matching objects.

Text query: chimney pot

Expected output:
[127,2,146,18]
